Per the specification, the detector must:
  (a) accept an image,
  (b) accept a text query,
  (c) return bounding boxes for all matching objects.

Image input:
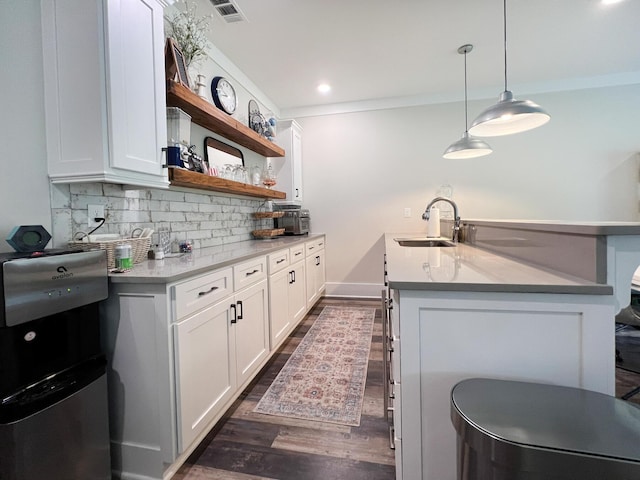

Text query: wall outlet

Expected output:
[88,204,106,227]
[404,207,411,218]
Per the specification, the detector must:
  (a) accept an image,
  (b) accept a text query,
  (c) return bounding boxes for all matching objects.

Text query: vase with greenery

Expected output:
[166,1,213,73]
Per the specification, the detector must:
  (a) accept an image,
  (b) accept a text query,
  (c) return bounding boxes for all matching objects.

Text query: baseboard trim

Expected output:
[325,282,384,298]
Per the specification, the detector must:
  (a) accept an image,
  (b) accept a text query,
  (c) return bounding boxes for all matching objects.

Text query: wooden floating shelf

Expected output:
[168,168,286,199]
[166,80,285,158]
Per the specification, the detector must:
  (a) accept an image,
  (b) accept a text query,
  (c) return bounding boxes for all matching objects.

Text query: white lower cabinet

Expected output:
[174,298,236,451]
[101,236,326,480]
[289,259,307,325]
[305,238,326,308]
[233,279,269,386]
[174,266,268,454]
[268,245,307,350]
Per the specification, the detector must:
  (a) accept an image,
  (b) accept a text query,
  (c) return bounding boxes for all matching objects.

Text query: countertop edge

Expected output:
[460,219,640,236]
[388,280,613,295]
[109,233,325,284]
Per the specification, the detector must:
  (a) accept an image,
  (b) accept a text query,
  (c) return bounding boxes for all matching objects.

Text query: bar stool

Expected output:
[451,378,640,480]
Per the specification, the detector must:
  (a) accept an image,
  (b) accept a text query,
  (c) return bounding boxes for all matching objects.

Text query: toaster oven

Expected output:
[274,208,310,235]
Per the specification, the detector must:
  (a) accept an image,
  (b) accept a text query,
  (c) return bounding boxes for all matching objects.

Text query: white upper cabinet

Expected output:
[271,120,303,204]
[41,0,169,188]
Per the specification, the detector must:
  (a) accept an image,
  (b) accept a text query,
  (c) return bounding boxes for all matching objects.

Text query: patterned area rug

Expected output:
[254,306,376,426]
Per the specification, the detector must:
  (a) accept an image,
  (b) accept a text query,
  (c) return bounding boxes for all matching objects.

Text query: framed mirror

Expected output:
[204,137,244,174]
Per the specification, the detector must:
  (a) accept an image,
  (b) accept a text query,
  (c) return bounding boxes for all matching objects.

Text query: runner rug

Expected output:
[254,306,376,426]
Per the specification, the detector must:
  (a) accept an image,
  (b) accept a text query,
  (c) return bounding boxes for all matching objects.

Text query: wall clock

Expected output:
[211,76,237,115]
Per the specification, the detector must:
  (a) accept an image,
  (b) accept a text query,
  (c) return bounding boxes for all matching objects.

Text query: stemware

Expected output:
[262,164,277,189]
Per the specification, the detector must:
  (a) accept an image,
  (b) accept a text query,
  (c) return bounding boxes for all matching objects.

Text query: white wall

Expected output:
[299,84,640,296]
[0,0,52,253]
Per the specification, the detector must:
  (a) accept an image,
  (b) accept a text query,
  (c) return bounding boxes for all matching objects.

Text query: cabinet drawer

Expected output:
[305,237,325,256]
[234,256,267,291]
[290,244,305,262]
[268,249,290,274]
[174,268,233,320]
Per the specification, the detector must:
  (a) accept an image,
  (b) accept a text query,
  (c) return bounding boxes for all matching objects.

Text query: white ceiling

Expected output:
[192,0,640,115]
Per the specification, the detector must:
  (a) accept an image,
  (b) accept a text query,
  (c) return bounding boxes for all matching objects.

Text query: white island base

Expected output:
[394,289,614,480]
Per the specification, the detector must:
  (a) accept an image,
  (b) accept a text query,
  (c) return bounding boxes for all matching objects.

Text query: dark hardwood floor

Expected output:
[173,297,395,480]
[173,297,640,480]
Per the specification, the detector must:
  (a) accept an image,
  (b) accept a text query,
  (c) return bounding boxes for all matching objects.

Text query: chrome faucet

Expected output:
[422,197,461,243]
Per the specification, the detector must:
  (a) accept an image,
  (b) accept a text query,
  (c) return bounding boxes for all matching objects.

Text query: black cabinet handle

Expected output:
[315,255,320,266]
[237,300,243,320]
[295,188,300,198]
[289,270,294,284]
[276,258,286,264]
[294,251,302,256]
[292,270,296,283]
[230,304,237,324]
[245,269,259,276]
[198,286,219,296]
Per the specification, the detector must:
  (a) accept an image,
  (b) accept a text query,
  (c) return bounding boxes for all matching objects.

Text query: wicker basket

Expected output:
[252,211,285,219]
[252,228,285,239]
[69,237,151,269]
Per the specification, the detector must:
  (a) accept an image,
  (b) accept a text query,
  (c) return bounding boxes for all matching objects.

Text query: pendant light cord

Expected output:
[503,0,508,91]
[463,49,469,131]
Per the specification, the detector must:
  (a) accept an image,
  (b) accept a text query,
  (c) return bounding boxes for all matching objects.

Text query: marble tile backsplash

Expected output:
[50,183,273,250]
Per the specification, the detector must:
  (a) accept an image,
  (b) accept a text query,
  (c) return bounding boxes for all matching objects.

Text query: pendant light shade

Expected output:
[468,0,550,137]
[444,132,493,159]
[443,44,492,159]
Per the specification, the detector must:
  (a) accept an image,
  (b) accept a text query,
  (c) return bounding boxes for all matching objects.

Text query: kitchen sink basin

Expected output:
[393,238,456,247]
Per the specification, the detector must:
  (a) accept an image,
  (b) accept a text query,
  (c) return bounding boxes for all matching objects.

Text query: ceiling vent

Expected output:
[209,0,247,23]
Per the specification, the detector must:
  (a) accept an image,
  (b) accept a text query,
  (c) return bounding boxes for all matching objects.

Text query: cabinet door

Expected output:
[174,300,236,452]
[234,280,269,386]
[272,120,303,204]
[291,124,303,202]
[305,250,326,308]
[289,260,307,325]
[316,250,326,293]
[305,254,319,307]
[107,0,167,179]
[268,268,291,349]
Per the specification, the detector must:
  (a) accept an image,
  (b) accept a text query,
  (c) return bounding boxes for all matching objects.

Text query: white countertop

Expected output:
[109,234,324,284]
[385,234,612,294]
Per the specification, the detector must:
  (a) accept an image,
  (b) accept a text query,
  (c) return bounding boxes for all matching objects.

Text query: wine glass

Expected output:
[262,165,277,189]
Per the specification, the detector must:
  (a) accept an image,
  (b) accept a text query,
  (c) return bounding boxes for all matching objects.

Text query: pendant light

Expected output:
[468,0,550,137]
[443,44,492,159]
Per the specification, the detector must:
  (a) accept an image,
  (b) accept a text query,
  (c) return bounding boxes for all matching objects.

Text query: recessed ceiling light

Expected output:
[317,83,331,94]
[601,0,624,5]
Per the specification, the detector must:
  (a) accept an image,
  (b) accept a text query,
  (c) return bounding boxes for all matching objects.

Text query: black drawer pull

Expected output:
[237,300,243,320]
[198,286,219,296]
[276,258,286,264]
[230,304,237,324]
[245,269,259,276]
[294,251,302,256]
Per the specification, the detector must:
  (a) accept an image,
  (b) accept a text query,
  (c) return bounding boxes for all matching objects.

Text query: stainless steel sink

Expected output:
[393,238,456,247]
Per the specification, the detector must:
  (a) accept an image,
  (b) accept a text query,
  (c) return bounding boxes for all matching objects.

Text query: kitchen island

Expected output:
[384,221,640,480]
